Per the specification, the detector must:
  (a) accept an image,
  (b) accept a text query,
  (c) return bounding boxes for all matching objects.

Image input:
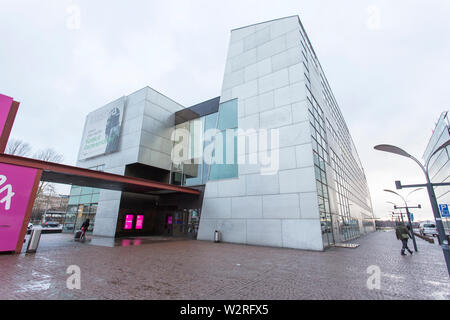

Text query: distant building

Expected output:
[423,111,450,233]
[31,193,69,224]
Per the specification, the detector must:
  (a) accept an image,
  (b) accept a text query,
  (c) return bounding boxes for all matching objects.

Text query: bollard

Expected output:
[26,228,42,253]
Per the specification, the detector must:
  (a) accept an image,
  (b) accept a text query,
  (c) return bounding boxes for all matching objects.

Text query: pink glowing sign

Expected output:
[168,216,173,225]
[124,214,133,230]
[136,215,144,230]
[0,163,38,252]
[0,94,13,134]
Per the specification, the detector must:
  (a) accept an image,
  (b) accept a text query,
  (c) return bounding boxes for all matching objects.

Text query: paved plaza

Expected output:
[0,230,449,300]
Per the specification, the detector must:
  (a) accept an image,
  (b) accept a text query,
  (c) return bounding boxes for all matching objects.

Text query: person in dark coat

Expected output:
[80,219,90,240]
[395,222,413,256]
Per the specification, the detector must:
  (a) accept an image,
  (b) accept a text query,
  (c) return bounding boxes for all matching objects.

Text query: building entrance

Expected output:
[165,209,201,239]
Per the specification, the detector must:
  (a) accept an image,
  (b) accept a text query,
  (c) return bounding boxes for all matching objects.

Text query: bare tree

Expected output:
[33,148,64,163]
[32,148,64,199]
[5,138,32,156]
[4,139,65,219]
[4,139,66,222]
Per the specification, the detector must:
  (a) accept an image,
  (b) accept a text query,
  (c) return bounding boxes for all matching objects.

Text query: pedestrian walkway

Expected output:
[0,230,448,300]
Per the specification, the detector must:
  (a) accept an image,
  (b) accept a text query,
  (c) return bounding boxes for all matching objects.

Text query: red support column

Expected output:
[0,94,19,154]
[0,100,19,153]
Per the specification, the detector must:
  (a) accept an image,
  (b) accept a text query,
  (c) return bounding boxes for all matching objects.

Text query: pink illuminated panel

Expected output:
[168,216,173,225]
[124,214,133,230]
[136,215,144,230]
[0,163,38,252]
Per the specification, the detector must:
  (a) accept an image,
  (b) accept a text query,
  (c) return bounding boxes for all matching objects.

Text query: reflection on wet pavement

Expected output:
[21,233,188,252]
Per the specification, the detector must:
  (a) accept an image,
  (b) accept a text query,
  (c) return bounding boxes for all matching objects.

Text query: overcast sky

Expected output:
[1,0,449,221]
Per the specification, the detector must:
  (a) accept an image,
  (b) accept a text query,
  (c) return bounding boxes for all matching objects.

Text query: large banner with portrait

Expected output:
[78,98,125,160]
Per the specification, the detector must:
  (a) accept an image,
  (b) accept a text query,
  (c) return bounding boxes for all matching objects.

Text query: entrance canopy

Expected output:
[0,154,201,196]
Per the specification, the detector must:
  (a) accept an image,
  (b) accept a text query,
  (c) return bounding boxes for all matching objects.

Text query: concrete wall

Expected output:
[76,87,184,237]
[138,87,184,171]
[198,16,324,251]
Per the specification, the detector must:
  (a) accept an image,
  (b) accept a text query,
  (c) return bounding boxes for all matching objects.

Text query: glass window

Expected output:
[317,182,324,197]
[217,99,238,130]
[204,112,218,131]
[89,204,98,214]
[68,196,80,205]
[321,170,327,183]
[70,187,81,197]
[189,117,204,160]
[209,130,238,181]
[171,171,184,186]
[79,194,92,204]
[63,205,78,231]
[202,112,219,183]
[312,138,318,152]
[311,126,317,139]
[208,99,238,181]
[320,160,327,172]
[314,166,321,180]
[184,163,203,186]
[80,187,93,195]
[209,163,238,181]
[91,193,100,203]
[313,152,320,166]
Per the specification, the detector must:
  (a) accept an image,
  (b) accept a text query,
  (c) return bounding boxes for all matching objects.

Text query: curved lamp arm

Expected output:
[405,188,423,204]
[384,189,407,207]
[374,144,428,181]
[374,141,450,184]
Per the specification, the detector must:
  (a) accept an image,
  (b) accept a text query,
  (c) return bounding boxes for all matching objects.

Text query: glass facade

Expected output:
[208,99,239,181]
[306,94,333,247]
[171,112,218,186]
[63,164,104,232]
[171,99,238,186]
[330,150,361,241]
[300,24,373,245]
[424,111,450,232]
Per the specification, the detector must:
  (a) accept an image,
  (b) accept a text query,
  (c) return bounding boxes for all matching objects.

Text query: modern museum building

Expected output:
[63,15,375,251]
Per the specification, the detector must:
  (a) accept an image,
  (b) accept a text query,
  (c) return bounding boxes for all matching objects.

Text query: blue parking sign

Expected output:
[439,204,450,218]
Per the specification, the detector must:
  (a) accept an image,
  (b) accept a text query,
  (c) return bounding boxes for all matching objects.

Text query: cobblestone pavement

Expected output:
[0,230,449,300]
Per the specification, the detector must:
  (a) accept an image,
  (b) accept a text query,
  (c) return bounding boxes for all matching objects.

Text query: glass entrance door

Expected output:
[165,209,201,239]
[186,209,200,239]
[172,211,186,237]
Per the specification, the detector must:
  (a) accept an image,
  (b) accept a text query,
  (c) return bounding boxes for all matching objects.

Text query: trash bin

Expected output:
[214,230,221,243]
[26,228,42,253]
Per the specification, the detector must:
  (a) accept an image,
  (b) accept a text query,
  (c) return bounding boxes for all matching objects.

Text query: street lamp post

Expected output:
[386,201,404,223]
[374,140,450,276]
[384,189,422,252]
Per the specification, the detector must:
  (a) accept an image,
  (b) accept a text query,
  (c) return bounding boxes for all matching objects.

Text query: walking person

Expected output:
[80,218,90,241]
[395,222,413,256]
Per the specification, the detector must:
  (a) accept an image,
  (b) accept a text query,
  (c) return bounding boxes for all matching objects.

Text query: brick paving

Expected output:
[0,230,449,300]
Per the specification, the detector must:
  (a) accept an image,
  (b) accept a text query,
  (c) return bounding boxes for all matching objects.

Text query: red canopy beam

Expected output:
[0,154,201,195]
